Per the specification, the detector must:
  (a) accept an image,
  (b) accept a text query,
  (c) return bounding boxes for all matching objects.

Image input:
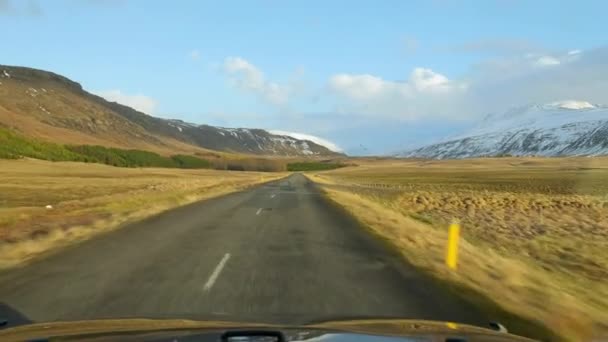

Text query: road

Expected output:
[0,174,486,327]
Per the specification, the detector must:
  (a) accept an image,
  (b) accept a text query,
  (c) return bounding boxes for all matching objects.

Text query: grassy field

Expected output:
[310,157,608,341]
[0,159,286,269]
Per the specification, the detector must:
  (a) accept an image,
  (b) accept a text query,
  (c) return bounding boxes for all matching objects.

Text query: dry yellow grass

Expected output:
[0,159,286,269]
[309,157,608,341]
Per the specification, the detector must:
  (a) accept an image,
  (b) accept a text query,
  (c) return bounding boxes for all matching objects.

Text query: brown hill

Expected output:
[0,65,341,157]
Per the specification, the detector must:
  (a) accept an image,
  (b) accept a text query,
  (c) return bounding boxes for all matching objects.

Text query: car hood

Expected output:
[0,318,538,341]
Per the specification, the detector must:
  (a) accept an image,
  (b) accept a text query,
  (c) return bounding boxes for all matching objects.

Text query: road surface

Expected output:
[0,174,486,327]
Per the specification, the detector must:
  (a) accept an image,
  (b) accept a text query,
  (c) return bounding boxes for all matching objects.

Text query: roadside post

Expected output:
[446,220,460,270]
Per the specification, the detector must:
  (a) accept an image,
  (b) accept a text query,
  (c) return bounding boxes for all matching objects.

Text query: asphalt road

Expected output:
[0,174,486,327]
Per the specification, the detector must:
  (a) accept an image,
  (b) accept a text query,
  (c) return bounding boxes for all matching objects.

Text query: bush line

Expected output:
[0,127,212,169]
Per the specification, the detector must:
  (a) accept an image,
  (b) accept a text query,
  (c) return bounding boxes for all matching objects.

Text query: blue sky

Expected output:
[1,0,607,154]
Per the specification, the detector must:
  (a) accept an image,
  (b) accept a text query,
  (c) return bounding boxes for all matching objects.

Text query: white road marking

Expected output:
[270,194,276,198]
[203,253,231,291]
[256,208,263,215]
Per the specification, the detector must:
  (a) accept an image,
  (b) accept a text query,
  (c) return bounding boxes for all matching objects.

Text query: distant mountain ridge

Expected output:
[400,101,608,159]
[0,65,341,157]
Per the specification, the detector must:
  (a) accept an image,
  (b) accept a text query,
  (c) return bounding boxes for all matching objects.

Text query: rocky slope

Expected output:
[0,65,340,156]
[401,101,608,159]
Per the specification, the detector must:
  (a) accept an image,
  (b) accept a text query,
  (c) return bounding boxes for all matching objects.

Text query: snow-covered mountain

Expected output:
[401,101,608,159]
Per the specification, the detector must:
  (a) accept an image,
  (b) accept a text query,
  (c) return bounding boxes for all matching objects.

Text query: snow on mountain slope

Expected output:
[268,130,343,152]
[160,121,341,156]
[401,101,608,159]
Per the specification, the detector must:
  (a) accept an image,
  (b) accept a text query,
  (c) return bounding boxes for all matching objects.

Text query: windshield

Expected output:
[0,1,606,342]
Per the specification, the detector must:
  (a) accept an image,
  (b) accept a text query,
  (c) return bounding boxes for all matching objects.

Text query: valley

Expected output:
[1,64,607,341]
[2,4,607,342]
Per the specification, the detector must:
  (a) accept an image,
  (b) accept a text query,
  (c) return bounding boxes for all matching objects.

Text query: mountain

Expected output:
[401,101,608,159]
[0,65,341,157]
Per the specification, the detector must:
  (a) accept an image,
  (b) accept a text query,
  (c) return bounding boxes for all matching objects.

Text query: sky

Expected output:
[1,0,607,154]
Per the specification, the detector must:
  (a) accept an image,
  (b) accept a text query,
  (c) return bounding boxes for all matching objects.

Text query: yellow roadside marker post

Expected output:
[446,220,460,270]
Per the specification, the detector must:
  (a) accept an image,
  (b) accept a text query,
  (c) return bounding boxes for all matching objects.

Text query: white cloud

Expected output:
[94,89,158,114]
[325,46,607,125]
[410,67,454,91]
[535,55,561,67]
[329,74,393,100]
[461,47,606,115]
[469,49,585,86]
[189,49,200,60]
[328,67,467,120]
[223,56,290,106]
[269,130,343,152]
[330,68,462,98]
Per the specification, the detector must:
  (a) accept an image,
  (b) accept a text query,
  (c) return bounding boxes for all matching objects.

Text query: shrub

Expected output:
[0,127,212,170]
[0,127,84,161]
